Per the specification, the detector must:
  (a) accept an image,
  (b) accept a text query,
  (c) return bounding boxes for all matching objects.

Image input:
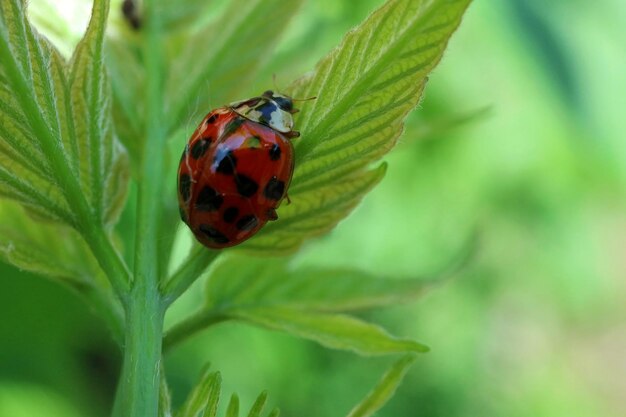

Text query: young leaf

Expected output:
[0,200,106,286]
[165,0,304,135]
[346,354,417,417]
[241,0,472,253]
[205,254,435,313]
[176,368,221,417]
[266,409,280,417]
[246,391,268,417]
[232,307,428,356]
[68,0,129,225]
[0,0,129,228]
[157,0,213,30]
[241,164,386,253]
[225,394,239,417]
[0,2,74,223]
[164,252,448,351]
[105,38,144,165]
[224,392,278,417]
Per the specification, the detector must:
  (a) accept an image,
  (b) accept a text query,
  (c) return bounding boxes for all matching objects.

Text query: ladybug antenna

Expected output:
[292,95,317,102]
[285,95,316,115]
[272,73,283,93]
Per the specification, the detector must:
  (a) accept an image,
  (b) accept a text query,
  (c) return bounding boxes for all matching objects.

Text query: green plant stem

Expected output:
[161,248,220,307]
[81,223,132,300]
[113,283,165,417]
[114,0,167,415]
[163,310,229,352]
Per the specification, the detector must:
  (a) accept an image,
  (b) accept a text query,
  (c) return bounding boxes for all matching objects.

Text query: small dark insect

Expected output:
[121,0,141,30]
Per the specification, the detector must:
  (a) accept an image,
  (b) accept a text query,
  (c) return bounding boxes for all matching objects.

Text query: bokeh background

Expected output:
[1,0,625,416]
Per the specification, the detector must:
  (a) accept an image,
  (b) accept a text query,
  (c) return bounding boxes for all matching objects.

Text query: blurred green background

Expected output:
[1,0,625,416]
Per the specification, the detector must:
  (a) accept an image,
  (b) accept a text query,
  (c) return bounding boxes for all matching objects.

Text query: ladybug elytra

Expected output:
[177,91,299,248]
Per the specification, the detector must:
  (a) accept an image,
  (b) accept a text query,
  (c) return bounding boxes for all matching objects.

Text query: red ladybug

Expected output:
[177,91,299,249]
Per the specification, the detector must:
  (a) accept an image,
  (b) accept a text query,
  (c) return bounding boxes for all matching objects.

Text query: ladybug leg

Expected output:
[286,194,292,205]
[285,130,300,139]
[266,208,279,221]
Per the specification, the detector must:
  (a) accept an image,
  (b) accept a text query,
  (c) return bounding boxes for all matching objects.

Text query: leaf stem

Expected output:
[161,248,220,307]
[81,223,132,301]
[163,310,229,352]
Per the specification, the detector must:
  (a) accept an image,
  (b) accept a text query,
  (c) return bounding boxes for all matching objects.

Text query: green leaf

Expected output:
[165,252,445,352]
[241,164,386,254]
[246,391,268,417]
[346,354,417,417]
[225,394,239,417]
[174,373,278,417]
[0,199,105,287]
[0,1,74,223]
[176,368,221,417]
[165,0,304,134]
[105,38,144,164]
[233,307,428,356]
[266,409,279,417]
[242,0,471,253]
[0,0,129,228]
[68,0,129,225]
[157,0,213,30]
[292,0,472,162]
[205,254,434,313]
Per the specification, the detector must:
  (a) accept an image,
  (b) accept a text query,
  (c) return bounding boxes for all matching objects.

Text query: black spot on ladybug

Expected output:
[191,139,210,159]
[198,224,229,244]
[206,113,218,124]
[236,215,258,231]
[179,173,191,201]
[195,186,223,211]
[269,144,281,161]
[222,206,239,223]
[215,149,237,175]
[264,177,285,201]
[235,174,258,197]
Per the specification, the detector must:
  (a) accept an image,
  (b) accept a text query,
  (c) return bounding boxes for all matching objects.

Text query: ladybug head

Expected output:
[262,90,295,114]
[230,91,299,134]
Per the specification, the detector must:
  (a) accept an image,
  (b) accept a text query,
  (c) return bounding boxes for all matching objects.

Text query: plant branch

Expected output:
[114,0,167,415]
[81,223,132,301]
[163,310,229,352]
[161,247,220,307]
[113,284,165,417]
[132,0,166,284]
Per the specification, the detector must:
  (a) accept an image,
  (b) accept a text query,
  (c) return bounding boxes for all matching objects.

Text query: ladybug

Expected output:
[177,90,300,249]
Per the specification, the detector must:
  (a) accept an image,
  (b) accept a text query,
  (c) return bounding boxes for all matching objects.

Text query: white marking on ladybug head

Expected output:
[266,107,293,133]
[229,91,295,134]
